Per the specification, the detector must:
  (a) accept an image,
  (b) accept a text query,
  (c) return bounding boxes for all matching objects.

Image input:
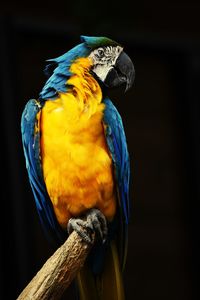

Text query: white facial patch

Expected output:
[89,45,123,81]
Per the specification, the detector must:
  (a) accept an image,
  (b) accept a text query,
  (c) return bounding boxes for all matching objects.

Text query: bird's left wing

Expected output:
[103,97,131,270]
[21,99,65,244]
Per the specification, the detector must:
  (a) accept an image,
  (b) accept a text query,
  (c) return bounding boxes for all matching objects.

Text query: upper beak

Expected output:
[115,51,135,92]
[104,50,135,92]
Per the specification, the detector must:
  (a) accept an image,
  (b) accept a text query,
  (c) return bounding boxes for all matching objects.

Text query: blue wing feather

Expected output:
[103,97,130,269]
[103,97,130,223]
[21,99,66,245]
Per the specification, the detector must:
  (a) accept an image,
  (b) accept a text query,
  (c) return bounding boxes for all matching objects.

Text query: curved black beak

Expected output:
[104,51,135,92]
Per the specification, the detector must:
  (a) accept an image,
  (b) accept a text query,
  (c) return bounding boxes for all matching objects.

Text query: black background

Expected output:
[1,1,200,299]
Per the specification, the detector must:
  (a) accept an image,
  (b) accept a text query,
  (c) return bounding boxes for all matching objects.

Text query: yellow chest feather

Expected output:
[40,58,116,228]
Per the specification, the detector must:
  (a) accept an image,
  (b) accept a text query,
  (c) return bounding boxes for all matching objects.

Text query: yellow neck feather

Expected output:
[63,57,103,117]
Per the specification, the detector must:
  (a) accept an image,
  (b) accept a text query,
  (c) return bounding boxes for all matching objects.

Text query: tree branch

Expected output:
[17,231,94,300]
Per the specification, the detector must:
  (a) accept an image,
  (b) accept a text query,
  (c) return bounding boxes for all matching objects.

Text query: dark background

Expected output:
[1,1,200,299]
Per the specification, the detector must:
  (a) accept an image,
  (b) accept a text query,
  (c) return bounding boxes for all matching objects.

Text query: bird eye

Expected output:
[97,49,104,58]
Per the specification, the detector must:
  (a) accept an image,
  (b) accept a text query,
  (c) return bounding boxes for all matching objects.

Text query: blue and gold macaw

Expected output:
[21,36,134,300]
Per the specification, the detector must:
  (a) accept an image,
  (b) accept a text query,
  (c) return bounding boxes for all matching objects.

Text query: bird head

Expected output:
[40,35,135,100]
[83,36,135,92]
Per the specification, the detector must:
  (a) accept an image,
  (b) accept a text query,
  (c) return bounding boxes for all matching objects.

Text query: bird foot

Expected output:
[67,208,108,244]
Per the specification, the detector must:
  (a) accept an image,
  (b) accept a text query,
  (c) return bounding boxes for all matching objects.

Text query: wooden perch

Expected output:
[17,231,94,300]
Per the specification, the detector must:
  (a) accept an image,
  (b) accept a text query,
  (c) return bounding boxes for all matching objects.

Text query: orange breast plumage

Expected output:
[39,58,116,229]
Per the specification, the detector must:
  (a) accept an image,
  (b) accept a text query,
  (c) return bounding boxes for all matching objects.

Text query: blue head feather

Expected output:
[39,36,120,100]
[80,35,120,48]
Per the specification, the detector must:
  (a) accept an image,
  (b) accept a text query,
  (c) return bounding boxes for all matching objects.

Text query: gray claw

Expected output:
[67,218,93,244]
[67,209,108,244]
[86,208,108,243]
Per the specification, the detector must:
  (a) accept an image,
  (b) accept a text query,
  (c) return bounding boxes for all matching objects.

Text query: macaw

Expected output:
[21,35,134,300]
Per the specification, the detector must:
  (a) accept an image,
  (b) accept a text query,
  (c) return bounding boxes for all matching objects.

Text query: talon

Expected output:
[67,218,93,244]
[86,208,108,243]
[67,209,108,245]
[67,218,83,235]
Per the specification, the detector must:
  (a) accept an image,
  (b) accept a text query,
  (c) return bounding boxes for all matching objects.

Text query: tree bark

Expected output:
[17,231,94,300]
